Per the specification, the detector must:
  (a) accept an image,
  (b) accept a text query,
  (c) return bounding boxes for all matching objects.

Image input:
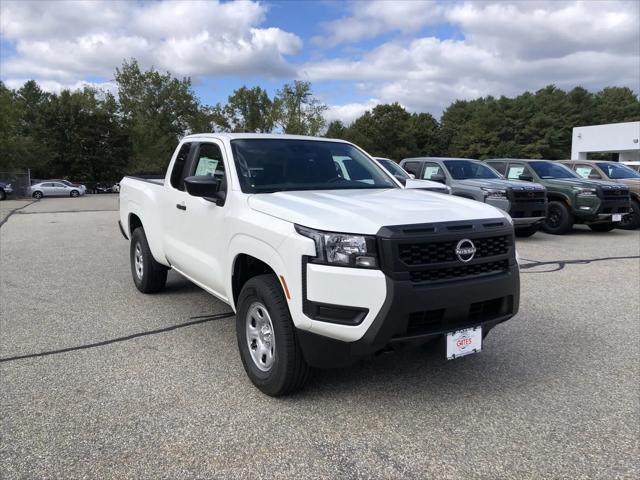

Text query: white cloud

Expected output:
[312,0,444,47]
[325,99,381,125]
[304,1,640,118]
[0,0,302,83]
[4,78,118,95]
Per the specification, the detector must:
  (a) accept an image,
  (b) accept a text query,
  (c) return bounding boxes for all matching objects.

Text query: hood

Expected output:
[248,188,508,235]
[615,178,640,193]
[542,178,627,190]
[455,178,545,190]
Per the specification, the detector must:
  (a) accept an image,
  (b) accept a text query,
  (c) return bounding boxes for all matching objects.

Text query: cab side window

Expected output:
[170,143,193,191]
[489,162,506,175]
[422,163,444,180]
[574,165,601,179]
[192,143,225,181]
[402,161,422,177]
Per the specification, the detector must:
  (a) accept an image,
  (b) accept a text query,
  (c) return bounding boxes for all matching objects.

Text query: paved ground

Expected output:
[1,196,638,479]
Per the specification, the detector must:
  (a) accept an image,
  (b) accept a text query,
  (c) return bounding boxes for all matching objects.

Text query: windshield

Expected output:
[230,139,397,193]
[443,160,500,180]
[378,159,410,179]
[529,161,577,179]
[597,162,640,179]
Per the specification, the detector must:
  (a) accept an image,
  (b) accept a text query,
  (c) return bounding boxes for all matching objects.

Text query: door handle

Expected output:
[176,203,186,211]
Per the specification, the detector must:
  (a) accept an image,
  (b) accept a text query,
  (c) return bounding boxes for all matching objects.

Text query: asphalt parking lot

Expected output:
[1,196,638,479]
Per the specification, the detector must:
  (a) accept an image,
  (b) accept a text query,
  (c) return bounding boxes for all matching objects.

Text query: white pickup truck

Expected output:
[119,134,520,396]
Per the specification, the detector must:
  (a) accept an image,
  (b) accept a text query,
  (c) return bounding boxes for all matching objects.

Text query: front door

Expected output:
[174,140,230,299]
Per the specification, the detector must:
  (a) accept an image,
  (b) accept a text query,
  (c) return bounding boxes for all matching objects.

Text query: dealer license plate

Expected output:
[612,214,622,222]
[446,327,482,360]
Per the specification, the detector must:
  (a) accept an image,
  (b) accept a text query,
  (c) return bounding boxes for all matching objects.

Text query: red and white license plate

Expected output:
[446,327,482,360]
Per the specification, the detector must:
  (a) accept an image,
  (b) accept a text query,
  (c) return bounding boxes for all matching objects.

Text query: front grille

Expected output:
[409,259,509,283]
[511,190,546,202]
[399,235,509,265]
[601,189,629,200]
[378,219,515,285]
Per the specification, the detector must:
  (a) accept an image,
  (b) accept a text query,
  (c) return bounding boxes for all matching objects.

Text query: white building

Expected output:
[571,121,640,162]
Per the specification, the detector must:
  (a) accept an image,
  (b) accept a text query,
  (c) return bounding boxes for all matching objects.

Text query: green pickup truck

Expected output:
[485,159,630,234]
[559,160,640,230]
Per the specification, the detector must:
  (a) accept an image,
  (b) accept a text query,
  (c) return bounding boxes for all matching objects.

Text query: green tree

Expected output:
[345,103,415,160]
[223,86,274,132]
[324,120,346,138]
[273,80,327,135]
[115,59,201,173]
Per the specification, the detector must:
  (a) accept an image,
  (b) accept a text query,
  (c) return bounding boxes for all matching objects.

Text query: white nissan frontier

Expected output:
[119,134,520,396]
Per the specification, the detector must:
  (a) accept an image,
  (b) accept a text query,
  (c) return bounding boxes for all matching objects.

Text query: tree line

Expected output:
[1,58,638,182]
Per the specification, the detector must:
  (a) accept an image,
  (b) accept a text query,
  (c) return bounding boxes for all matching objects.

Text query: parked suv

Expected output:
[485,159,630,234]
[400,157,547,237]
[559,160,640,230]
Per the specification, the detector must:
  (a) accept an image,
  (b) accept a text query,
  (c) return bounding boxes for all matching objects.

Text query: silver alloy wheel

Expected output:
[134,243,144,280]
[246,302,276,372]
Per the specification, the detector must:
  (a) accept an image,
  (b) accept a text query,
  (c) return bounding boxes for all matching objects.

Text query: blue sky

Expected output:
[1,1,638,122]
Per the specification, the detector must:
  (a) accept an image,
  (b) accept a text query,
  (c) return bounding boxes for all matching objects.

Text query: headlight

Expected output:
[503,212,514,225]
[295,225,378,268]
[482,188,507,198]
[573,187,597,196]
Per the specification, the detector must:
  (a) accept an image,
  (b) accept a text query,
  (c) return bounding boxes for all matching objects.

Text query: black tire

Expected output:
[70,190,79,198]
[542,201,574,235]
[130,227,168,293]
[515,224,540,238]
[619,199,640,230]
[236,274,309,396]
[32,191,43,199]
[0,189,6,200]
[588,222,616,232]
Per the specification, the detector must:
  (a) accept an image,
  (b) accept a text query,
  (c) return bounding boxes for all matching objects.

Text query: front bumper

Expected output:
[297,268,519,368]
[296,219,520,368]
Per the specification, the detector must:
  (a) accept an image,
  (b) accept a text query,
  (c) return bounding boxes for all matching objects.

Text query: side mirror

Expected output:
[184,176,226,206]
[588,173,601,180]
[394,174,407,186]
[408,173,416,179]
[430,174,446,183]
[519,173,533,182]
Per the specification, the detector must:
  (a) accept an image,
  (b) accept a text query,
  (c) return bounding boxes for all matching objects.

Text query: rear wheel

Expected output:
[236,274,309,396]
[0,189,6,201]
[515,224,540,238]
[619,199,640,230]
[542,201,574,235]
[130,227,168,293]
[32,191,43,199]
[588,222,616,232]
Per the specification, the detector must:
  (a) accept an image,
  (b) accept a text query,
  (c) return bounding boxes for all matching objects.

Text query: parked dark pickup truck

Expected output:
[486,159,630,234]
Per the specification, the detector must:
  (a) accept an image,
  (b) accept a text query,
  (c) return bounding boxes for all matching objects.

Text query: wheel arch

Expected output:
[227,235,289,313]
[546,192,572,206]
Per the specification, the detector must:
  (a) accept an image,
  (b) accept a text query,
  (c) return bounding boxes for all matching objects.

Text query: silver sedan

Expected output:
[30,181,85,199]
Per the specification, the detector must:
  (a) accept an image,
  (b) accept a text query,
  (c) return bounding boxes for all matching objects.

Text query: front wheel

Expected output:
[70,190,79,198]
[619,199,640,230]
[515,224,540,238]
[0,189,6,201]
[236,274,309,396]
[542,201,574,235]
[32,191,43,199]
[588,222,616,232]
[130,227,168,293]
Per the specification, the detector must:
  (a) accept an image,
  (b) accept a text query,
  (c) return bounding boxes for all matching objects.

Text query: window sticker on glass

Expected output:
[507,166,524,179]
[195,157,219,177]
[423,166,441,179]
